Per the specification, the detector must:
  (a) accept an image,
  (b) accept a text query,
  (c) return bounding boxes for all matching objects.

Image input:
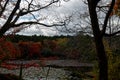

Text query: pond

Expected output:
[0,60,93,80]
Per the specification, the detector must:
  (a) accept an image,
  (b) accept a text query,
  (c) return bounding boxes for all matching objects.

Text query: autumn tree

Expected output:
[0,0,67,37]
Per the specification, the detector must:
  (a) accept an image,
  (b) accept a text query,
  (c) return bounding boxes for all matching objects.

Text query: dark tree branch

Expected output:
[104,30,120,37]
[11,10,23,24]
[25,0,33,11]
[0,0,63,36]
[0,0,21,36]
[87,0,101,37]
[0,0,9,17]
[11,0,60,25]
[20,0,59,16]
[95,0,100,6]
[101,0,115,36]
[4,0,21,25]
[29,12,40,21]
[87,0,109,80]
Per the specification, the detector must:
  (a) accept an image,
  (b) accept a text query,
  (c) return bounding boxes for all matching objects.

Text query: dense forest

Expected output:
[0,34,93,60]
[0,34,120,61]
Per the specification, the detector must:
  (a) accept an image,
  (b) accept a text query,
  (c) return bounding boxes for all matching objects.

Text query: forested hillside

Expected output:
[0,34,120,62]
[0,34,94,61]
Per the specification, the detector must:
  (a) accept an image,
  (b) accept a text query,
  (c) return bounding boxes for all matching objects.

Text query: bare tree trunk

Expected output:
[95,37,108,80]
[87,1,108,80]
[0,25,10,37]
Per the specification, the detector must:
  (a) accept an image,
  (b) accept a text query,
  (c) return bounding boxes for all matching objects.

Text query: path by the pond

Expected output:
[3,60,94,69]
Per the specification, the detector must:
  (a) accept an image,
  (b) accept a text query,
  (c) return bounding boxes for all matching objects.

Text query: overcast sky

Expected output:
[17,0,86,36]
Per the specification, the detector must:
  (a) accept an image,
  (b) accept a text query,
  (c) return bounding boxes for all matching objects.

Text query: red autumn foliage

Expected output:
[29,42,42,58]
[0,38,21,60]
[18,41,42,59]
[0,38,60,60]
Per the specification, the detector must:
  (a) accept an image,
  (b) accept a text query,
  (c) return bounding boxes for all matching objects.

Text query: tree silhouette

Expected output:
[0,0,65,36]
[87,0,120,80]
